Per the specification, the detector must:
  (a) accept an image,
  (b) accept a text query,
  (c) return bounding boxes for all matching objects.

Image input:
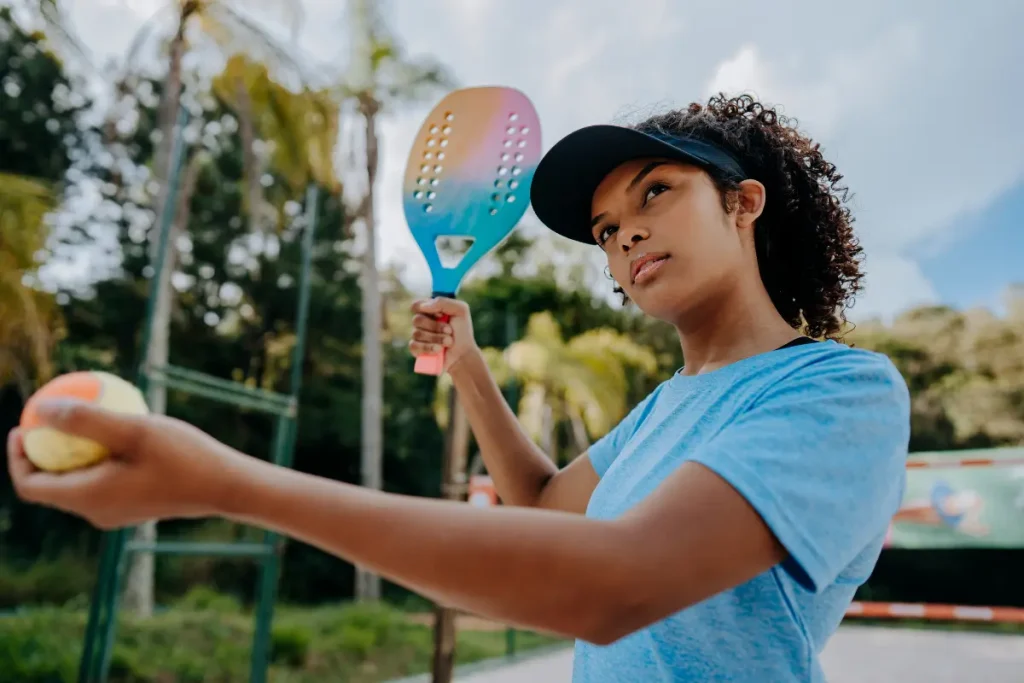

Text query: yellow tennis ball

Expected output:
[19,371,149,472]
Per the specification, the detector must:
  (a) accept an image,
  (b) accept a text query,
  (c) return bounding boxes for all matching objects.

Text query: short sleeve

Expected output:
[688,351,911,593]
[588,387,662,477]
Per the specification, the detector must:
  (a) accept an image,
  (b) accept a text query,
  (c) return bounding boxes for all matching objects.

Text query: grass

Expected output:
[0,590,564,683]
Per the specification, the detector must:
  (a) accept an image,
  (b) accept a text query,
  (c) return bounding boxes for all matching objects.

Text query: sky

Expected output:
[49,0,1024,322]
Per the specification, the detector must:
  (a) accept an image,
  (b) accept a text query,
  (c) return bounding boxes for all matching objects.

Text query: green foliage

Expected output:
[452,311,660,459]
[0,600,561,683]
[0,7,91,396]
[271,623,312,667]
[849,303,1024,451]
[0,8,90,182]
[174,585,243,613]
[0,555,95,609]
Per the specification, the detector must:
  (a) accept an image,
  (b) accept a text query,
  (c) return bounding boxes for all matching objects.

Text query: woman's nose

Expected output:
[618,222,649,252]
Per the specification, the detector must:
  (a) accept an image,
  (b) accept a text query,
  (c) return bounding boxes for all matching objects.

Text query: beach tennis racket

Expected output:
[403,86,542,375]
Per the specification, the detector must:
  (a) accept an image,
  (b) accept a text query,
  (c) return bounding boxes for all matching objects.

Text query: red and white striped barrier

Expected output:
[905,456,1024,470]
[846,601,1024,624]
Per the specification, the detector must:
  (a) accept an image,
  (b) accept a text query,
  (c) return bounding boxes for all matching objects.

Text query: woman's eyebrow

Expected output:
[590,161,670,230]
[625,161,669,194]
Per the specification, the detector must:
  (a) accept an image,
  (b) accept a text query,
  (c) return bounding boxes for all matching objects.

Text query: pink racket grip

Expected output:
[414,313,451,376]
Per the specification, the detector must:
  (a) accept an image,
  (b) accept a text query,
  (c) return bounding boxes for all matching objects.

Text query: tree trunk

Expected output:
[567,405,591,455]
[355,98,383,602]
[540,400,556,461]
[234,75,266,236]
[431,389,471,683]
[122,19,188,618]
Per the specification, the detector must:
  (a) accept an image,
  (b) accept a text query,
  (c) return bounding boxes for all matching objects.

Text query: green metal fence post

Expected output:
[286,185,320,405]
[77,531,119,683]
[78,103,191,683]
[249,185,320,683]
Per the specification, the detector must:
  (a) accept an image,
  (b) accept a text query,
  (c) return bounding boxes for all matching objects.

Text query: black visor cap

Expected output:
[529,125,747,245]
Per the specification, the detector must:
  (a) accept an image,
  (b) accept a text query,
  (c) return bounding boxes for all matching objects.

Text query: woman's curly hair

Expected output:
[619,93,863,340]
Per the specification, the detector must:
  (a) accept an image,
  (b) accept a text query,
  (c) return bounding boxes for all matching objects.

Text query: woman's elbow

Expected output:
[568,581,678,646]
[557,523,684,645]
[578,621,632,647]
[572,602,661,646]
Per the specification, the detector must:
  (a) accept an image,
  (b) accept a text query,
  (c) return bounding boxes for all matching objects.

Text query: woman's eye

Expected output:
[643,182,669,205]
[598,224,618,245]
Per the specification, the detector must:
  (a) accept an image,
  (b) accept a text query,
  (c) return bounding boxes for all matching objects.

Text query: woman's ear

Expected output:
[735,179,766,230]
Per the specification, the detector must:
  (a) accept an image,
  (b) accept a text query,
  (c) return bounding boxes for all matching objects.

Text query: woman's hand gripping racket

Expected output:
[403,86,541,375]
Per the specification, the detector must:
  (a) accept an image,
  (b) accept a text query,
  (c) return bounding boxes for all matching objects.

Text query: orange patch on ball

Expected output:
[21,372,105,429]
[20,371,149,472]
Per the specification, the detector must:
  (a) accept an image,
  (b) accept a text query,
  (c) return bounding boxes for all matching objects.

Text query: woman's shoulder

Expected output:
[784,338,903,374]
[769,339,910,406]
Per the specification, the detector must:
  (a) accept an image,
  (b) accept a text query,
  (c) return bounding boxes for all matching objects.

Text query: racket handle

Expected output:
[414,313,451,376]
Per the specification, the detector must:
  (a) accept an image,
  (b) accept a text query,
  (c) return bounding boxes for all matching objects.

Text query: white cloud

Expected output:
[703,23,924,139]
[437,0,493,55]
[850,253,938,324]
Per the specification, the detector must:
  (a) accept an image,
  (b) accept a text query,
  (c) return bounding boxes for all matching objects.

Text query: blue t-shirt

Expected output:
[574,340,910,682]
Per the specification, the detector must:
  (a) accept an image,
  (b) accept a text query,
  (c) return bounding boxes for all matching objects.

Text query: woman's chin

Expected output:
[629,285,692,325]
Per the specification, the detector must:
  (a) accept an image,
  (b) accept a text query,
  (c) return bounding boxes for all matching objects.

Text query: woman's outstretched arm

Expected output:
[7,401,783,644]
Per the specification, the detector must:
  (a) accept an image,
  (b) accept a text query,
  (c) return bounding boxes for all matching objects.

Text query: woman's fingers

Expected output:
[412,313,451,335]
[408,326,453,356]
[411,328,453,347]
[408,340,444,356]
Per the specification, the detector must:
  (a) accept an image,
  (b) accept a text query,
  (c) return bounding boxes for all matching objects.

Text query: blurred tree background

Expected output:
[1,2,1023,680]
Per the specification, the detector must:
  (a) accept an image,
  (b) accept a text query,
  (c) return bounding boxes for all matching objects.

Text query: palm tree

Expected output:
[334,0,453,602]
[435,312,659,462]
[0,173,57,398]
[1,2,89,398]
[506,313,658,459]
[104,0,306,618]
[211,53,341,201]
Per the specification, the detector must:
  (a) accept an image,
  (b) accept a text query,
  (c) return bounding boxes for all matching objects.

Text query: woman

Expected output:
[8,95,910,682]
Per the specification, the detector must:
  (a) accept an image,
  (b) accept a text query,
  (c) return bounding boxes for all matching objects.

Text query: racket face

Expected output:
[403,86,542,296]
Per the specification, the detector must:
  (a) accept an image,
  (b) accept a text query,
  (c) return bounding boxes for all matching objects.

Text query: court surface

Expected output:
[452,626,1024,682]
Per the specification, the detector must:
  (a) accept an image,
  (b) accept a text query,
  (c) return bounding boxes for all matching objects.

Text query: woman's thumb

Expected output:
[33,400,143,452]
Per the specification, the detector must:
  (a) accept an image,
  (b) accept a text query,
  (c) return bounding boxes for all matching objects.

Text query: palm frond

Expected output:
[432,347,510,430]
[500,312,661,446]
[334,1,455,108]
[0,233,56,393]
[212,54,341,194]
[204,3,310,87]
[0,172,53,202]
[31,0,97,73]
[124,4,177,68]
[225,0,303,42]
[0,173,55,263]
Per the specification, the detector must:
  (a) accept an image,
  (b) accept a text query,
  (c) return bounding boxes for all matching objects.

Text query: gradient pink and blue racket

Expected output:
[404,86,542,375]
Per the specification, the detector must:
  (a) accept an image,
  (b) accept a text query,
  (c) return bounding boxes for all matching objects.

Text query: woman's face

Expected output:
[590,158,762,325]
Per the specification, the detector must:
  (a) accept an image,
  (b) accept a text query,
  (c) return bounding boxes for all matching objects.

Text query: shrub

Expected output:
[271,623,312,667]
[0,556,95,609]
[0,593,563,683]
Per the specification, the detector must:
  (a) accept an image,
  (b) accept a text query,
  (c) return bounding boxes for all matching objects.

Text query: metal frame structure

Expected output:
[77,106,321,683]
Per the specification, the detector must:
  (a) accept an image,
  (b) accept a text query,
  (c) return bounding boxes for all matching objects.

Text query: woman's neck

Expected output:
[674,278,800,376]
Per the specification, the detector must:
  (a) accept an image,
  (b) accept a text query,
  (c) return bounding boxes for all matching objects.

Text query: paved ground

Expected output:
[821,626,1024,683]
[453,626,1024,682]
